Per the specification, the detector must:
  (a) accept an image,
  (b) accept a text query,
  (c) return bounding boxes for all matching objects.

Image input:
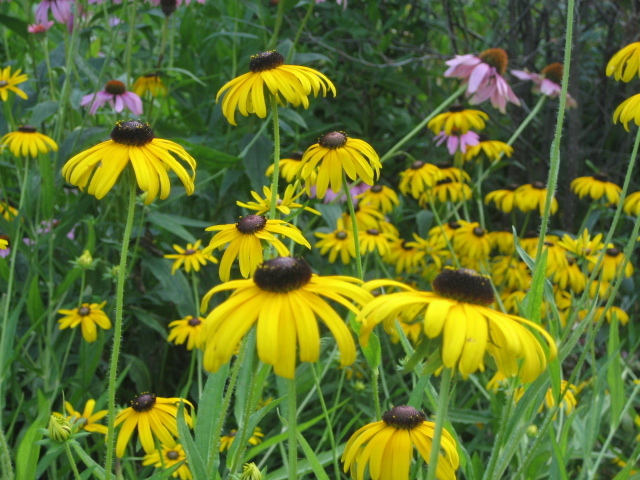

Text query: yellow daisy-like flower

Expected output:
[570,174,622,204]
[406,234,449,273]
[622,191,640,216]
[236,184,320,216]
[0,125,58,157]
[383,238,425,275]
[398,160,443,199]
[437,164,470,183]
[114,393,193,457]
[514,182,558,215]
[164,239,218,275]
[341,405,459,480]
[421,179,472,205]
[62,120,196,204]
[265,152,305,182]
[579,306,629,326]
[216,50,336,125]
[587,245,634,282]
[132,73,168,97]
[515,380,578,416]
[142,442,191,480]
[299,132,381,199]
[200,256,373,378]
[427,105,488,135]
[484,184,518,214]
[552,257,586,293]
[491,255,531,291]
[612,93,640,131]
[0,237,7,250]
[219,427,264,452]
[462,137,513,162]
[488,229,515,255]
[203,214,310,282]
[64,399,108,435]
[359,228,396,256]
[356,185,400,214]
[167,315,205,350]
[427,220,466,245]
[0,66,28,101]
[452,222,491,261]
[341,204,386,232]
[359,268,557,381]
[606,42,640,82]
[558,230,604,260]
[314,218,356,264]
[58,301,112,343]
[0,202,17,221]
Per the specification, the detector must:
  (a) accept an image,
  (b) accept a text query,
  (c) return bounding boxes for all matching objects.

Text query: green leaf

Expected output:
[26,275,45,322]
[295,431,331,480]
[29,101,59,126]
[194,366,229,472]
[0,14,28,39]
[16,391,50,480]
[177,402,207,480]
[179,141,240,169]
[147,212,197,243]
[607,316,624,425]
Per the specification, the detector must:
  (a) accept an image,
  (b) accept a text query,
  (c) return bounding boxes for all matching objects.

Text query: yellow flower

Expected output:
[62,121,196,204]
[0,237,7,250]
[219,427,264,452]
[265,152,305,183]
[114,393,193,457]
[398,160,443,199]
[236,184,320,216]
[491,255,531,291]
[427,105,488,135]
[57,301,112,343]
[514,182,558,215]
[0,125,58,157]
[587,245,634,282]
[164,239,217,275]
[515,380,578,416]
[359,268,557,381]
[427,220,466,245]
[200,256,373,378]
[167,316,205,350]
[203,214,310,282]
[142,442,191,480]
[356,185,400,214]
[132,73,167,97]
[383,238,425,275]
[612,92,640,131]
[0,202,17,221]
[359,228,396,256]
[421,179,472,205]
[452,222,491,261]
[570,174,621,204]
[488,229,515,255]
[299,132,381,199]
[341,405,459,480]
[558,230,604,260]
[0,66,28,101]
[622,191,640,216]
[462,137,513,162]
[314,218,356,264]
[551,257,586,293]
[484,184,518,214]
[216,50,336,125]
[579,306,630,326]
[64,399,108,435]
[606,42,640,82]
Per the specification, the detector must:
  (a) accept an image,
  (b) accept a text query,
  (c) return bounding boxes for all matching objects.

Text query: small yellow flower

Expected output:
[236,184,320,216]
[514,182,558,215]
[64,399,108,435]
[463,138,513,162]
[452,222,491,260]
[164,239,217,275]
[265,152,305,183]
[219,427,264,452]
[613,92,640,131]
[570,174,621,204]
[48,413,72,443]
[58,301,112,343]
[606,42,640,82]
[314,218,355,265]
[167,315,205,350]
[359,228,396,256]
[132,73,168,97]
[0,202,17,221]
[1,125,58,157]
[356,185,400,214]
[623,191,640,216]
[558,230,604,260]
[587,245,634,282]
[427,105,488,135]
[579,306,630,326]
[515,380,578,416]
[0,237,7,250]
[485,184,518,213]
[142,442,192,480]
[398,160,443,199]
[0,66,28,101]
[422,178,472,205]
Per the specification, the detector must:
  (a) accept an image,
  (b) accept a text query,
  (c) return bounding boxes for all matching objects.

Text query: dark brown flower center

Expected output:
[249,51,285,73]
[236,214,267,234]
[366,229,379,235]
[472,227,485,237]
[448,221,461,229]
[592,172,608,183]
[370,185,383,193]
[184,249,196,255]
[335,231,348,240]
[318,131,348,149]
[532,181,546,190]
[448,104,464,113]
[288,151,304,160]
[0,81,8,88]
[606,247,620,257]
[543,241,554,247]
[160,0,177,16]
[18,125,37,133]
[253,257,312,293]
[479,48,509,75]
[541,62,563,85]
[188,316,202,327]
[110,121,155,147]
[436,178,453,186]
[166,450,180,460]
[382,405,426,429]
[78,306,91,316]
[410,161,425,170]
[506,183,519,191]
[130,392,156,412]
[105,80,126,95]
[401,240,413,251]
[432,268,495,305]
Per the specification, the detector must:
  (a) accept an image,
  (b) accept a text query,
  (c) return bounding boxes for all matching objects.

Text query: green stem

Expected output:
[64,443,82,480]
[104,177,137,475]
[287,378,298,480]
[124,0,137,85]
[286,1,315,63]
[310,366,340,479]
[267,0,286,50]
[425,367,453,480]
[0,423,14,480]
[343,173,363,280]
[42,37,57,100]
[269,94,281,222]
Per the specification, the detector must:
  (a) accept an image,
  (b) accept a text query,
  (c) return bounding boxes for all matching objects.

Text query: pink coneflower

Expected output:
[434,130,480,155]
[35,0,74,25]
[444,48,520,114]
[511,62,577,108]
[146,0,204,5]
[28,21,55,34]
[80,80,143,116]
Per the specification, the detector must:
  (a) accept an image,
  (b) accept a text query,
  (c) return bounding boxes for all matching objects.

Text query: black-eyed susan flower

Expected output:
[512,63,577,107]
[0,202,17,221]
[462,136,513,163]
[514,182,558,215]
[484,184,518,213]
[265,152,305,182]
[203,214,310,282]
[58,301,112,343]
[167,316,205,350]
[315,219,355,264]
[0,66,28,101]
[606,42,640,82]
[579,306,629,326]
[491,255,531,291]
[64,399,108,435]
[437,164,470,183]
[421,178,472,205]
[407,234,449,273]
[164,240,217,275]
[612,93,640,131]
[587,245,634,282]
[142,442,191,480]
[558,230,604,260]
[200,256,373,378]
[359,268,557,381]
[500,289,527,315]
[299,132,381,199]
[0,126,58,157]
[488,229,515,255]
[571,173,621,204]
[132,73,168,97]
[515,380,578,416]
[356,184,399,214]
[427,105,488,135]
[383,238,425,275]
[219,427,264,452]
[341,405,459,480]
[0,237,7,251]
[216,50,336,125]
[114,393,193,457]
[62,120,196,204]
[398,160,443,199]
[552,257,586,293]
[427,220,466,246]
[359,228,395,256]
[452,222,491,261]
[341,204,385,232]
[518,233,560,258]
[622,191,640,216]
[236,184,320,216]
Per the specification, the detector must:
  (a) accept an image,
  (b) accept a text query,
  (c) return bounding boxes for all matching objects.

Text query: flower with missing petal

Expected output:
[81,80,143,115]
[64,399,108,435]
[58,301,112,343]
[512,63,577,107]
[0,66,29,101]
[606,42,640,82]
[0,125,58,157]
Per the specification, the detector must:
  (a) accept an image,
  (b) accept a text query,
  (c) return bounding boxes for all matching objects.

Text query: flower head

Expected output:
[571,173,621,204]
[484,184,518,213]
[514,182,558,215]
[265,152,305,183]
[142,442,192,480]
[167,315,205,350]
[203,215,310,282]
[64,399,108,435]
[35,0,73,24]
[341,405,460,480]
[298,132,381,199]
[164,239,217,274]
[427,105,488,135]
[462,136,513,163]
[219,427,264,452]
[62,120,196,204]
[81,80,143,115]
[612,93,640,131]
[216,50,336,125]
[1,125,58,157]
[58,301,112,343]
[200,256,373,378]
[356,184,399,214]
[587,245,634,282]
[132,73,168,97]
[314,218,356,264]
[398,160,443,199]
[236,184,320,216]
[512,63,576,107]
[421,178,472,205]
[623,191,640,216]
[0,66,28,101]
[28,21,55,34]
[114,393,193,457]
[606,42,640,82]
